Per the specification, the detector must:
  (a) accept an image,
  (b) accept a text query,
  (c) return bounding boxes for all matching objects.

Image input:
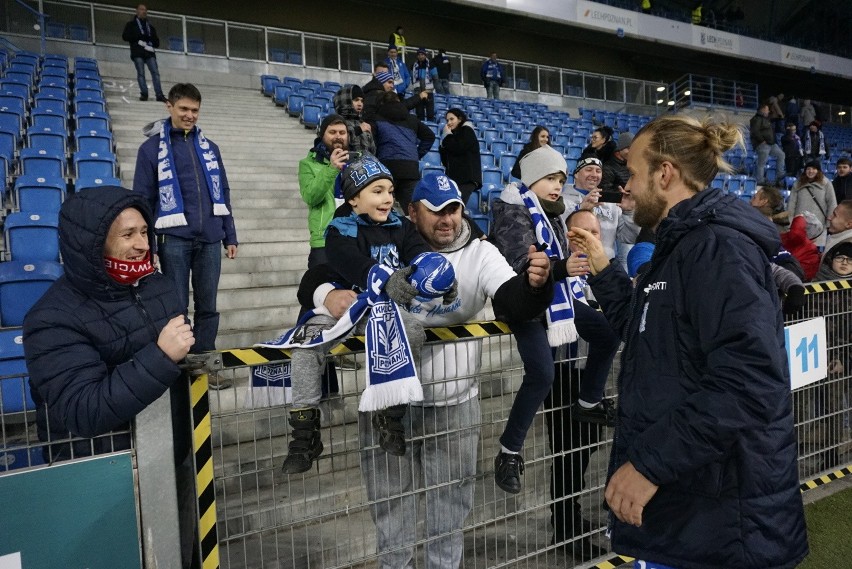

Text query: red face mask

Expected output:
[104,252,155,285]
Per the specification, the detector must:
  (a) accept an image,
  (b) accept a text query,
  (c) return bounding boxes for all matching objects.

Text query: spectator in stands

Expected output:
[601,131,632,193]
[511,126,551,179]
[788,160,837,249]
[825,200,852,252]
[410,48,436,121]
[582,126,616,163]
[121,4,165,102]
[388,25,406,60]
[385,45,410,97]
[780,122,804,177]
[800,99,817,130]
[817,241,852,281]
[803,120,829,162]
[281,157,439,474]
[439,108,481,205]
[430,48,452,95]
[362,64,393,122]
[370,91,436,210]
[567,114,808,569]
[691,3,703,24]
[297,173,553,569]
[333,84,375,156]
[297,114,349,268]
[23,187,197,568]
[133,83,238,354]
[785,95,800,132]
[490,147,617,496]
[832,158,852,203]
[480,52,505,99]
[750,102,786,184]
[563,156,639,262]
[769,94,785,134]
[780,211,822,281]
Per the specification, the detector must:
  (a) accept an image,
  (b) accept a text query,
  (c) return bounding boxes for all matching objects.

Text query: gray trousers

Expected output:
[290,312,425,409]
[359,397,481,569]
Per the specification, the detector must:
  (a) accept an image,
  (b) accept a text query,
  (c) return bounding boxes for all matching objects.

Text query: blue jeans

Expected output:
[501,302,618,452]
[434,78,451,95]
[755,142,786,183]
[132,56,163,98]
[158,236,222,352]
[485,81,500,99]
[360,397,481,569]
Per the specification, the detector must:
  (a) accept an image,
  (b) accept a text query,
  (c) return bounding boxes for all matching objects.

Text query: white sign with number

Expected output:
[0,552,22,569]
[785,317,828,390]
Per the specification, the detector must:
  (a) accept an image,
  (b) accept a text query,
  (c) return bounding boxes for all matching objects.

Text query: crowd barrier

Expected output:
[0,279,849,568]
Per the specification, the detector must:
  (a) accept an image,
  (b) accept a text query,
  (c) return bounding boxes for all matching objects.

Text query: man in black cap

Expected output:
[298,114,349,268]
[601,131,633,194]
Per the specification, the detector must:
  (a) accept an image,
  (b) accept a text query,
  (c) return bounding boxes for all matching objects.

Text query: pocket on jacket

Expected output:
[671,455,733,498]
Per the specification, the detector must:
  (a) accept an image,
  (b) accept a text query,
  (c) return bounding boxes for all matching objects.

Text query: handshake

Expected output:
[138,40,155,53]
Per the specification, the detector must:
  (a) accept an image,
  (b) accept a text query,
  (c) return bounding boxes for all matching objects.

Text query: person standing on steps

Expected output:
[122,3,166,102]
[133,83,238,356]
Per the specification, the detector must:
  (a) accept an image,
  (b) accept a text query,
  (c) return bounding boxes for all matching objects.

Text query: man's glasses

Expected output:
[833,255,852,264]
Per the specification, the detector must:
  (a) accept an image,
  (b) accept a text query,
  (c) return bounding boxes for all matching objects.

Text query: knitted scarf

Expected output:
[155,121,229,229]
[256,264,423,412]
[516,183,582,346]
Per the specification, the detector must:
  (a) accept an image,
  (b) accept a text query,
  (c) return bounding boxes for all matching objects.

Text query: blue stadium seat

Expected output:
[46,21,66,38]
[469,214,490,234]
[75,78,102,91]
[30,109,67,132]
[14,175,65,213]
[74,99,106,116]
[4,212,60,262]
[34,94,67,114]
[422,150,442,168]
[0,262,63,327]
[74,68,101,81]
[20,148,65,178]
[482,167,502,188]
[490,141,508,156]
[27,126,67,156]
[287,51,303,65]
[73,151,116,179]
[69,24,90,42]
[710,175,726,191]
[282,77,302,88]
[260,75,279,94]
[465,190,480,214]
[74,87,104,101]
[286,94,305,118]
[269,48,287,63]
[0,83,29,107]
[500,153,517,182]
[41,66,68,81]
[273,85,292,106]
[0,327,35,415]
[168,37,184,51]
[422,165,444,177]
[75,111,110,132]
[188,38,206,54]
[301,104,322,129]
[75,176,121,192]
[480,152,496,168]
[566,145,583,160]
[75,129,113,155]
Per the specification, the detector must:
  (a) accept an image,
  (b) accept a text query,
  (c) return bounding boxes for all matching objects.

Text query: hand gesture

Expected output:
[157,315,195,362]
[226,245,238,259]
[324,289,358,319]
[566,253,591,277]
[580,189,601,211]
[330,148,349,171]
[618,186,635,212]
[525,245,550,287]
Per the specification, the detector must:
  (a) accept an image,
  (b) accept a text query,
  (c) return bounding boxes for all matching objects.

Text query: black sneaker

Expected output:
[139,95,148,101]
[571,398,616,426]
[281,408,323,474]
[372,408,406,456]
[155,94,167,103]
[494,451,524,494]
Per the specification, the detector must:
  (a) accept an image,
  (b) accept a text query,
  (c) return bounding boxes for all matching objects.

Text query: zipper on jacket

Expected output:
[184,131,204,230]
[132,287,160,338]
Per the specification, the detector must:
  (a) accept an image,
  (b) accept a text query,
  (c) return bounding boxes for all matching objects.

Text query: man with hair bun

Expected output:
[568,115,808,569]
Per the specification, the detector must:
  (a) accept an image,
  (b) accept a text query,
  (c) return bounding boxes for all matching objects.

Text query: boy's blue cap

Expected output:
[412,173,464,211]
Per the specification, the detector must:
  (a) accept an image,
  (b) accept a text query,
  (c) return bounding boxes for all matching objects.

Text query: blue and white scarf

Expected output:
[516,183,584,346]
[155,120,229,229]
[256,264,423,412]
[244,362,292,408]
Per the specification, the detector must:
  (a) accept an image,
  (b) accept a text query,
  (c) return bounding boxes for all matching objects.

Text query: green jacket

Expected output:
[299,150,340,248]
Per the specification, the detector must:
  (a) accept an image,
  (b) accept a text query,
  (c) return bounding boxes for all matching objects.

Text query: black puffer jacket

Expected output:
[23,187,189,462]
[588,189,808,569]
[121,17,160,60]
[440,122,482,189]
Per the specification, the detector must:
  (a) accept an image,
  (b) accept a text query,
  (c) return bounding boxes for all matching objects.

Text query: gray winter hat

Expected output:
[519,145,568,188]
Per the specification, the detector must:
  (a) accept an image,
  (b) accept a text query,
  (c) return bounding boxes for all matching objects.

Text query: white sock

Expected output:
[578,399,599,409]
[500,445,519,455]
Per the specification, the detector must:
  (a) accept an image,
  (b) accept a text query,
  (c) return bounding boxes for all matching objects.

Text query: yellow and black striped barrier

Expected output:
[803,279,852,294]
[800,464,852,492]
[190,371,219,569]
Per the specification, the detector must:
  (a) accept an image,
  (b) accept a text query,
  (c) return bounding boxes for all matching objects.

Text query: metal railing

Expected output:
[0,0,667,112]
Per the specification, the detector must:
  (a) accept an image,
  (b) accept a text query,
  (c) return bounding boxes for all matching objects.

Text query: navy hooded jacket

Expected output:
[23,187,190,463]
[587,189,808,569]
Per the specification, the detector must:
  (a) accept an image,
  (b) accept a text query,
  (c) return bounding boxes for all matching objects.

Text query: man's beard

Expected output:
[634,179,667,229]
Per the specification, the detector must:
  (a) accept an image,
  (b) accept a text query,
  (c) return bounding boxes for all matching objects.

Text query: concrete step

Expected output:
[218,304,301,333]
[222,254,308,274]
[234,241,310,257]
[216,284,296,311]
[233,228,307,243]
[218,269,304,290]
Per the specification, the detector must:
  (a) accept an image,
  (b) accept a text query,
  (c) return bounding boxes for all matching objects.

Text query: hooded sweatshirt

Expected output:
[332,85,376,155]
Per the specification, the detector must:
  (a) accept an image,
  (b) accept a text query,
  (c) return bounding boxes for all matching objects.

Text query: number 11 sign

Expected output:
[784,317,828,390]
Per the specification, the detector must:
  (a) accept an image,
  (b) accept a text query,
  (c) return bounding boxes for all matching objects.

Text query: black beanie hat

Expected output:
[317,114,345,138]
[350,85,364,100]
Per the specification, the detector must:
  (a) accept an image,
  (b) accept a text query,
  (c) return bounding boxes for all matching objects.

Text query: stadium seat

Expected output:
[500,154,517,182]
[76,111,110,132]
[269,48,287,63]
[422,150,442,168]
[74,87,104,102]
[261,76,280,97]
[482,167,502,188]
[4,212,61,262]
[422,165,444,177]
[73,151,116,179]
[27,126,67,157]
[469,214,490,234]
[20,148,65,178]
[46,21,66,38]
[465,190,480,214]
[30,109,68,132]
[13,175,66,213]
[168,37,184,51]
[301,104,322,129]
[490,141,508,156]
[74,68,101,81]
[75,176,121,192]
[273,85,292,106]
[287,94,305,117]
[34,94,67,114]
[69,24,90,42]
[480,152,495,168]
[188,38,206,54]
[0,327,35,414]
[0,261,63,327]
[75,77,102,91]
[75,129,113,155]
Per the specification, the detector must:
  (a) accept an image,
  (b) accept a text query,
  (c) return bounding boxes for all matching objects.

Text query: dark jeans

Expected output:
[132,55,164,98]
[158,236,222,352]
[307,246,327,269]
[545,361,604,540]
[394,178,419,211]
[500,302,618,451]
[413,90,435,122]
[434,78,451,95]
